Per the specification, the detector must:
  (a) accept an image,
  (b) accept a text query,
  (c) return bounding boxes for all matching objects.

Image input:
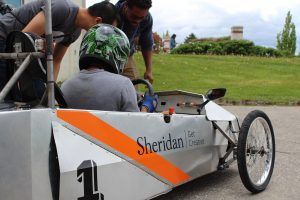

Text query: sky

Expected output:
[87,0,300,53]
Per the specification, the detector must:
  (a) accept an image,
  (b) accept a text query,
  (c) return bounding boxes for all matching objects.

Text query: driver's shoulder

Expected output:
[102,72,132,86]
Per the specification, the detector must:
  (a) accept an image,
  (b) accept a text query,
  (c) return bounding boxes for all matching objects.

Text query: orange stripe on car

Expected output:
[57,110,191,185]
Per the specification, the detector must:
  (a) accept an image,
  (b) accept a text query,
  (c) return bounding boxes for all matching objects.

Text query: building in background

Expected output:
[231,26,244,40]
[9,0,85,82]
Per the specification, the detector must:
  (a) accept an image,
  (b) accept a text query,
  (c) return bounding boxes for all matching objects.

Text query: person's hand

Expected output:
[144,71,153,84]
[141,94,158,113]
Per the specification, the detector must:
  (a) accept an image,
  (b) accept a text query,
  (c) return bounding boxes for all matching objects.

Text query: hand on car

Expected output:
[141,94,157,113]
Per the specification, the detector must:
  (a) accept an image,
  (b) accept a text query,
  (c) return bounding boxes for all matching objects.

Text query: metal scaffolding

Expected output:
[0,0,55,108]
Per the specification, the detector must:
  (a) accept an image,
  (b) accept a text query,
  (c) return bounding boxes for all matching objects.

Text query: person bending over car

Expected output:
[115,0,154,83]
[0,0,119,93]
[61,24,156,112]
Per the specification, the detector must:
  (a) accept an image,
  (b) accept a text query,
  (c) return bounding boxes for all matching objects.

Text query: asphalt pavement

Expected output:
[154,106,300,200]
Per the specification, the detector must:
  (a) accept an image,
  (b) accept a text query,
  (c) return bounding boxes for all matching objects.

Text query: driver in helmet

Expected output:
[61,24,156,112]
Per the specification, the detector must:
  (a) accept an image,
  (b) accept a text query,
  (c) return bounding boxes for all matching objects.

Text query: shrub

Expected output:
[250,46,283,57]
[207,43,224,55]
[219,40,254,55]
[172,40,284,57]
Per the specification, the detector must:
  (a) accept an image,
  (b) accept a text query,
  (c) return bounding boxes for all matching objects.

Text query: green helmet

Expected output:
[79,24,130,74]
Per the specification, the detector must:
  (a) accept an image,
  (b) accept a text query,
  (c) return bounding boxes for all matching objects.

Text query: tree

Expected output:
[153,32,162,45]
[277,11,297,55]
[152,32,162,53]
[184,33,197,43]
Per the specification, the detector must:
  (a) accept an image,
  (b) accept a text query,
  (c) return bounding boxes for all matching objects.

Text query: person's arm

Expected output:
[139,14,154,83]
[53,43,69,80]
[22,11,45,35]
[23,4,70,81]
[23,11,69,80]
[141,50,153,83]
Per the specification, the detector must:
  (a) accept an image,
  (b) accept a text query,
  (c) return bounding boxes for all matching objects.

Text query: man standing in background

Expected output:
[170,34,177,50]
[115,0,154,83]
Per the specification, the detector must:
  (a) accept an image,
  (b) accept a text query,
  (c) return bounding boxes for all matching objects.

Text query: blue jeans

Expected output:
[0,38,7,93]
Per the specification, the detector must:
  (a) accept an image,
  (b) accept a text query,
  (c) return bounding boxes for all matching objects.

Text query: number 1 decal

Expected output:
[77,160,104,200]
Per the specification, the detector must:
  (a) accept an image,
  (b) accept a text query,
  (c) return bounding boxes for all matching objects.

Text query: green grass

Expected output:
[135,53,300,105]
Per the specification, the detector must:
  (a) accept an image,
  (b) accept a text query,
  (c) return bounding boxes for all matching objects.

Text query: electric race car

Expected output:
[0,28,275,200]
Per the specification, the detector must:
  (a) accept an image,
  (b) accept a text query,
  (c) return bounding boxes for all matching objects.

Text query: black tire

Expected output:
[237,110,275,193]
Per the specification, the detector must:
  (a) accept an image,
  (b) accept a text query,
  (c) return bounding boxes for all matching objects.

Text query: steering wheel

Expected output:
[131,79,155,109]
[132,79,154,95]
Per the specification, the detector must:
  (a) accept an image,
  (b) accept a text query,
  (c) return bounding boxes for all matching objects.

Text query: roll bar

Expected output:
[0,0,55,108]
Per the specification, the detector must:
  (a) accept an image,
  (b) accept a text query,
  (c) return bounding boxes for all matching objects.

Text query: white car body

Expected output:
[0,91,239,200]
